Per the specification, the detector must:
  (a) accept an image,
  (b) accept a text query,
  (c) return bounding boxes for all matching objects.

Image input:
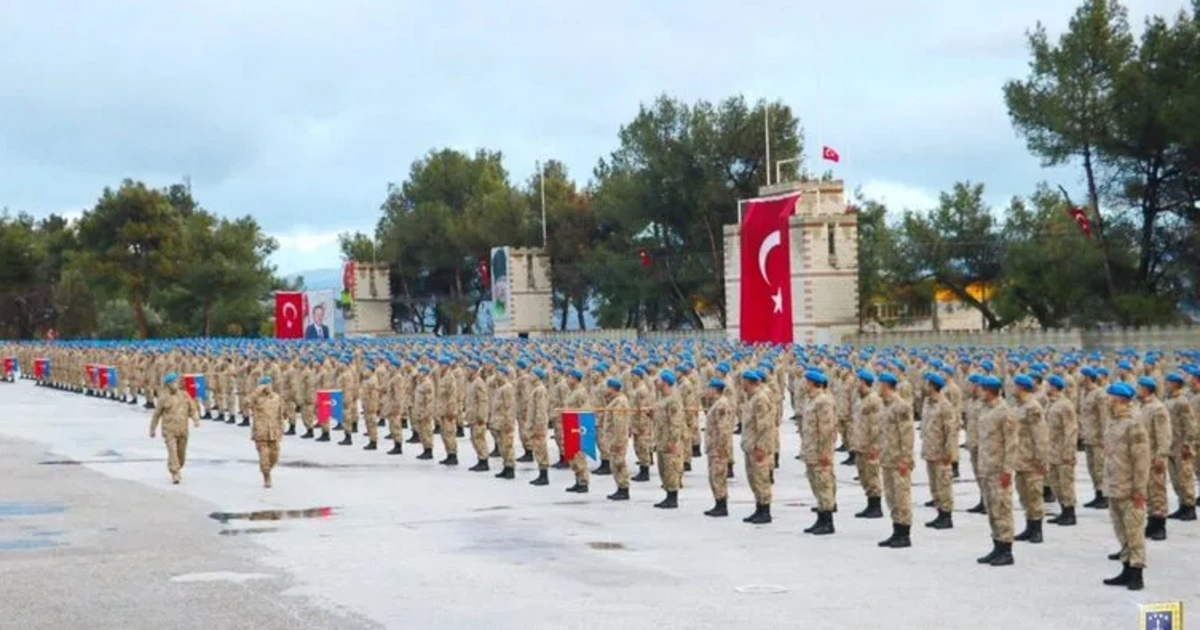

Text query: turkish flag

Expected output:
[821,145,840,163]
[274,292,304,339]
[740,193,798,344]
[1066,207,1092,239]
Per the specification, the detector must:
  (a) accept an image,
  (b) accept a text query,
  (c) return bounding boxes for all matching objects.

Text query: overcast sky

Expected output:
[0,0,1188,274]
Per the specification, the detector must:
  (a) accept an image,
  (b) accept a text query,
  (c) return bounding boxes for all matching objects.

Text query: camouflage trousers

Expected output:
[926,459,953,512]
[883,466,912,525]
[805,462,836,511]
[837,415,851,449]
[469,418,489,460]
[1016,471,1045,520]
[1148,458,1169,517]
[609,438,629,489]
[856,454,882,498]
[517,413,531,451]
[657,448,683,492]
[746,453,772,504]
[690,411,701,450]
[1085,445,1105,492]
[1169,454,1195,507]
[439,415,457,454]
[1048,463,1076,508]
[364,401,380,440]
[708,455,729,500]
[570,451,590,485]
[385,408,402,442]
[632,423,653,466]
[969,447,984,499]
[255,439,280,475]
[163,432,189,475]
[531,427,550,469]
[417,415,435,450]
[983,475,1015,543]
[499,422,516,468]
[1109,497,1146,567]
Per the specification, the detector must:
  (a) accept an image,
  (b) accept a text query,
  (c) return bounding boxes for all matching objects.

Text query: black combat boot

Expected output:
[890,524,912,548]
[1092,492,1109,509]
[363,441,377,451]
[726,462,734,479]
[734,422,742,435]
[1145,516,1167,541]
[552,458,570,470]
[773,452,780,469]
[989,541,1014,566]
[439,453,458,466]
[406,431,421,444]
[489,445,500,457]
[1028,519,1043,543]
[215,413,225,422]
[814,511,836,535]
[923,499,936,507]
[1107,550,1123,561]
[744,503,771,524]
[494,465,515,480]
[925,510,953,530]
[743,504,764,523]
[226,415,237,424]
[315,431,331,442]
[607,487,630,501]
[528,468,547,485]
[704,498,728,517]
[631,465,650,482]
[202,410,212,420]
[855,497,883,519]
[285,424,296,436]
[878,523,900,547]
[469,458,488,471]
[967,500,987,514]
[1052,506,1076,526]
[1126,567,1144,591]
[455,426,464,438]
[417,447,433,460]
[238,418,250,427]
[565,481,587,493]
[144,400,154,409]
[976,539,1000,564]
[1043,486,1056,504]
[338,435,352,446]
[387,440,403,454]
[592,460,611,475]
[951,462,960,479]
[1015,519,1036,542]
[653,491,678,509]
[1168,504,1197,521]
[1103,562,1133,586]
[836,443,848,453]
[302,428,314,439]
[517,450,534,463]
[691,444,701,457]
[684,461,692,472]
[128,396,139,406]
[841,452,856,466]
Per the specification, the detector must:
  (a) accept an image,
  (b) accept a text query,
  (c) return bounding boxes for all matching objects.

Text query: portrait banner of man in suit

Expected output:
[304,290,336,340]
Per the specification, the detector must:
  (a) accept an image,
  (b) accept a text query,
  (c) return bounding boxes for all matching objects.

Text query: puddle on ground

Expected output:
[0,502,67,517]
[208,507,336,523]
[471,505,513,513]
[587,541,626,550]
[0,538,63,551]
[551,500,591,506]
[219,527,280,537]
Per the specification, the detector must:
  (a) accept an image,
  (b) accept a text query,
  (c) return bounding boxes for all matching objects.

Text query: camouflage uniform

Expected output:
[149,382,200,484]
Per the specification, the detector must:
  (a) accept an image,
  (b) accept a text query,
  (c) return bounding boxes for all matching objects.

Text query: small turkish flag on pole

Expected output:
[821,146,840,163]
[1066,207,1092,239]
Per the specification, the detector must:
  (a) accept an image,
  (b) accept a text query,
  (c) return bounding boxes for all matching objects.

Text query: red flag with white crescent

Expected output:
[274,292,304,339]
[739,193,798,344]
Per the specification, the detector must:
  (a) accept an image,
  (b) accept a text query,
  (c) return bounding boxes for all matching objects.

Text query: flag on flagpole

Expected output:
[106,366,118,389]
[821,145,840,163]
[183,374,207,401]
[316,389,344,430]
[739,193,799,344]
[560,410,598,461]
[34,358,50,380]
[2,357,15,378]
[1065,207,1092,239]
[98,366,110,389]
[274,292,304,339]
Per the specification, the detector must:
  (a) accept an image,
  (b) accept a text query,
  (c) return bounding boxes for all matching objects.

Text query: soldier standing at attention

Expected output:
[1102,382,1149,591]
[1134,376,1173,541]
[412,366,436,460]
[801,369,837,536]
[361,362,383,451]
[876,372,914,549]
[465,364,490,471]
[604,378,632,501]
[1045,375,1079,526]
[249,376,287,488]
[493,366,518,480]
[296,358,317,439]
[437,360,460,466]
[563,369,591,492]
[1080,367,1110,508]
[527,368,552,485]
[653,370,685,509]
[630,367,654,482]
[1012,375,1049,545]
[149,373,200,485]
[975,375,1018,566]
[921,372,957,530]
[740,371,774,524]
[337,360,358,445]
[852,369,885,520]
[1163,372,1196,521]
[703,378,734,517]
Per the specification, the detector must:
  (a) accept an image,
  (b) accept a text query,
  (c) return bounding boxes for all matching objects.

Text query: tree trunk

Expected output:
[1082,147,1120,320]
[132,279,149,339]
[701,212,727,327]
[558,293,569,330]
[573,293,587,330]
[202,298,212,337]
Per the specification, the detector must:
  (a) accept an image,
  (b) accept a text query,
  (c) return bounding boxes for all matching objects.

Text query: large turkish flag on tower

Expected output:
[274,292,304,339]
[739,192,799,344]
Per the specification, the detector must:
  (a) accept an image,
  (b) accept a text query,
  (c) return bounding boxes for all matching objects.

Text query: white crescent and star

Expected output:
[282,302,298,328]
[756,230,784,314]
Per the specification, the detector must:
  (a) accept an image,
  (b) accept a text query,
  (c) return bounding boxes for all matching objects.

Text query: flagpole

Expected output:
[814,4,825,213]
[764,104,772,186]
[538,160,547,248]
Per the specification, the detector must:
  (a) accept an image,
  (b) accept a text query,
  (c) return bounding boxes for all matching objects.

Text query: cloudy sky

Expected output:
[0,0,1187,274]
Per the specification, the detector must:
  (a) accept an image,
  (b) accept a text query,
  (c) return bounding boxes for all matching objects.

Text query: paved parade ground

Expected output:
[0,379,1195,630]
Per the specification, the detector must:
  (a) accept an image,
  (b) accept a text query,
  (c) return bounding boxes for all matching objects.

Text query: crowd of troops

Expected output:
[4,340,1199,591]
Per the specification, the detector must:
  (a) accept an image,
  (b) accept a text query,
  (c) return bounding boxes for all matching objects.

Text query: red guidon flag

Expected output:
[274,292,304,339]
[740,193,798,344]
[1066,207,1092,239]
[821,145,840,163]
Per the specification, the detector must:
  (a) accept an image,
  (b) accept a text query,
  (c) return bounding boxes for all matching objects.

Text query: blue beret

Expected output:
[715,362,730,375]
[659,370,677,386]
[1117,360,1132,371]
[568,369,583,381]
[803,369,828,386]
[631,367,645,377]
[740,370,760,383]
[1080,366,1098,379]
[1013,375,1036,390]
[1096,367,1110,377]
[1106,382,1135,399]
[533,367,546,379]
[163,372,178,385]
[1136,376,1157,391]
[259,376,272,385]
[980,360,994,373]
[419,366,431,374]
[708,378,726,390]
[878,372,898,386]
[1165,372,1184,384]
[979,376,1003,391]
[967,374,982,385]
[924,371,945,390]
[606,378,622,390]
[855,369,875,385]
[1047,375,1066,390]
[516,359,529,369]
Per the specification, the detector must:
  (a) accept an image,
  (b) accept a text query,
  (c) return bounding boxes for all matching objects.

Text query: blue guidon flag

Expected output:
[316,389,344,430]
[1139,602,1182,630]
[560,410,598,461]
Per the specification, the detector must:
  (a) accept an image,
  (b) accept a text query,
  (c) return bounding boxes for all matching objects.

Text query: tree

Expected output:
[850,196,898,329]
[526,161,597,330]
